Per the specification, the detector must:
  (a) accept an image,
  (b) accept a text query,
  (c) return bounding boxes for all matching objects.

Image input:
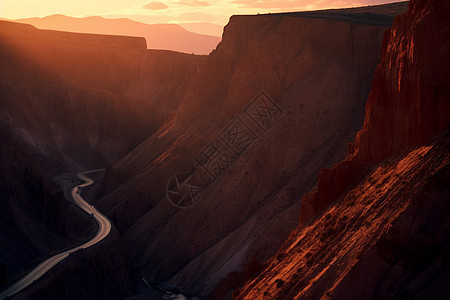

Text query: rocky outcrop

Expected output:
[299,0,450,225]
[97,3,408,297]
[236,0,450,298]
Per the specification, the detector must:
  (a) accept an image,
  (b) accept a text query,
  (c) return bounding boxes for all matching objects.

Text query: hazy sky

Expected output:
[0,0,404,25]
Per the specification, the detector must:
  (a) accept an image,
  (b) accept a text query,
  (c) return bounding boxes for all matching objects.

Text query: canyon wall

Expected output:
[0,20,205,110]
[236,0,450,298]
[0,20,188,173]
[299,0,450,225]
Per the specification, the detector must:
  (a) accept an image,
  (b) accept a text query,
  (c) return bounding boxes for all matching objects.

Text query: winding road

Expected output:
[0,170,111,299]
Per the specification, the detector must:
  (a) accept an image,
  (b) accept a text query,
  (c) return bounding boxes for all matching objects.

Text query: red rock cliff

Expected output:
[236,1,450,298]
[299,0,450,225]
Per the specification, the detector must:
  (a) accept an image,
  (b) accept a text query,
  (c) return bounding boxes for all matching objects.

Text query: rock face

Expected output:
[299,0,450,225]
[236,0,450,298]
[236,131,450,300]
[96,3,408,297]
[351,0,450,163]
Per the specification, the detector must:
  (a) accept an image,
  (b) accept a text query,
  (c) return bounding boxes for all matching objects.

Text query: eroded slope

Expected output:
[237,131,450,299]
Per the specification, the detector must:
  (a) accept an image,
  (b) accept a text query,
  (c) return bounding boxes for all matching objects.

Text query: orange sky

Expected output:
[1,0,404,26]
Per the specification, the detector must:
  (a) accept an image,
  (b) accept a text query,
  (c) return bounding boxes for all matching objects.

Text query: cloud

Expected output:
[175,0,210,7]
[143,1,169,10]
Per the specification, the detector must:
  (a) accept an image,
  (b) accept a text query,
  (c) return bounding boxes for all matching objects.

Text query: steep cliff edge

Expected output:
[96,3,408,298]
[299,0,450,225]
[236,0,450,298]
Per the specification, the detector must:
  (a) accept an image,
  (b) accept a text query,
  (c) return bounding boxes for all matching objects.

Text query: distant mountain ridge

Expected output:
[177,22,224,37]
[12,14,221,55]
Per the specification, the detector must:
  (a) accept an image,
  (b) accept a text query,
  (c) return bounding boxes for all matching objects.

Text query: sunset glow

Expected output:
[1,0,448,299]
[1,0,405,28]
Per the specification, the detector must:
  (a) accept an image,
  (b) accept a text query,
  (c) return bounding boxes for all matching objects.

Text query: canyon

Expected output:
[94,2,409,298]
[1,0,449,299]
